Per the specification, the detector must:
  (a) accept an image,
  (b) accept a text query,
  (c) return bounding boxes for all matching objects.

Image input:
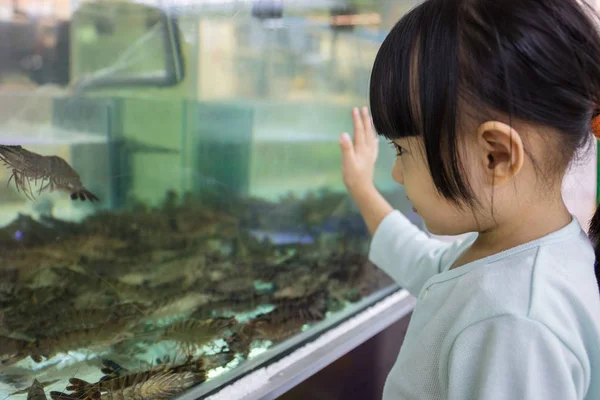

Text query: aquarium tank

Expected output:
[0,0,421,399]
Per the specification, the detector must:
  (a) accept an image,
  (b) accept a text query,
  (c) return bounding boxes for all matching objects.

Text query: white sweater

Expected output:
[369,211,600,400]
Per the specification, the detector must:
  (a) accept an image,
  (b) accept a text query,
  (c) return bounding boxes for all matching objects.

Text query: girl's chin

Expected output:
[423,219,465,237]
[423,223,447,236]
[421,217,446,236]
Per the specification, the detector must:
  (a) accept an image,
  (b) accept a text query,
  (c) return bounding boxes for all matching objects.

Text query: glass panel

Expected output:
[71,1,185,90]
[0,1,420,399]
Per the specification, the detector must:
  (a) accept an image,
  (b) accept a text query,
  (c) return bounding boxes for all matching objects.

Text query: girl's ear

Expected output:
[476,121,525,185]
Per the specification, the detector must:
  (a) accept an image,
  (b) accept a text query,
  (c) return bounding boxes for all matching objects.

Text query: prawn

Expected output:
[0,145,99,202]
[27,379,48,400]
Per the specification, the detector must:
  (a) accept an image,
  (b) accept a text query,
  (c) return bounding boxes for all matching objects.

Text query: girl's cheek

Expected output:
[392,160,404,184]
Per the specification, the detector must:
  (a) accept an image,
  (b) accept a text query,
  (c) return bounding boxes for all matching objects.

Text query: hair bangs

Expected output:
[369,6,422,141]
[370,0,473,205]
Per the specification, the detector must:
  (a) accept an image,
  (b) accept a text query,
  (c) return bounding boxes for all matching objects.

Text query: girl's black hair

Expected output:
[370,0,600,290]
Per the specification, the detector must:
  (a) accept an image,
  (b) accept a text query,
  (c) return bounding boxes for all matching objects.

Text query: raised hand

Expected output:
[339,107,379,198]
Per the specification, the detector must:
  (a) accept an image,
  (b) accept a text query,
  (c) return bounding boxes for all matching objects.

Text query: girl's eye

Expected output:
[389,142,405,157]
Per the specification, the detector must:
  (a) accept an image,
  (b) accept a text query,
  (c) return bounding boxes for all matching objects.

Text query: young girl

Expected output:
[339,0,600,399]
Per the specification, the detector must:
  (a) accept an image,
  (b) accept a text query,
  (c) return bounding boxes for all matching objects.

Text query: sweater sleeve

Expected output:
[447,316,585,400]
[368,210,472,296]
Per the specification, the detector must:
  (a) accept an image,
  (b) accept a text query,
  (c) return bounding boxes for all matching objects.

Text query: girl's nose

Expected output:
[392,162,404,184]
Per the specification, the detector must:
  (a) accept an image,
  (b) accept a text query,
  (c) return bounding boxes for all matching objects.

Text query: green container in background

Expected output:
[188,99,398,201]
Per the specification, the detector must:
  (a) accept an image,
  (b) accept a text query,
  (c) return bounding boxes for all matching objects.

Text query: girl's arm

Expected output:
[340,107,467,295]
[351,183,468,295]
[368,209,469,296]
[349,184,393,236]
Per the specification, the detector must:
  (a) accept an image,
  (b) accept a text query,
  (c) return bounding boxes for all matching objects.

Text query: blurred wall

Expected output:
[1,0,71,19]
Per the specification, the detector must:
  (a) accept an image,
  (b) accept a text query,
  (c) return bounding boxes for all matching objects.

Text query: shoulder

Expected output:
[443,228,599,364]
[458,226,597,319]
[451,315,574,351]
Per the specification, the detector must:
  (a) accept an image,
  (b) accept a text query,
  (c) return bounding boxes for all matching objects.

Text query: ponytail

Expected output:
[588,116,600,293]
